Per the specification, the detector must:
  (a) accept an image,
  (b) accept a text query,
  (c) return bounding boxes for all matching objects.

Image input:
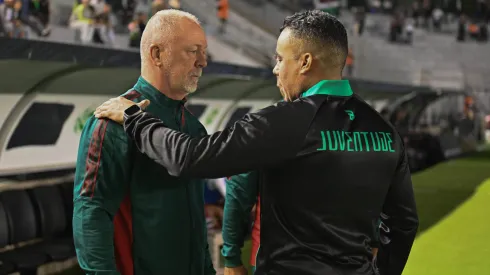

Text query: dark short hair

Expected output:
[280,10,348,69]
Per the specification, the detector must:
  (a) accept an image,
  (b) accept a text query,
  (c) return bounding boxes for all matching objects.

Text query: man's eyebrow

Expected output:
[274,52,281,58]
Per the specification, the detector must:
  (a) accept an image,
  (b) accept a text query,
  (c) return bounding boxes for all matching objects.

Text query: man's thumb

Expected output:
[138,99,150,110]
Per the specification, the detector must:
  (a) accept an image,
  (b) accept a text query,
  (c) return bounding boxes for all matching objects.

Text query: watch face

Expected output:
[125,105,141,116]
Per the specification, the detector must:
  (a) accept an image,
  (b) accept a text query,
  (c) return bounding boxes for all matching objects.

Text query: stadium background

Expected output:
[0,0,489,274]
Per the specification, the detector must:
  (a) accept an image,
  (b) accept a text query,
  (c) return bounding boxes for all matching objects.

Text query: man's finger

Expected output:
[95,111,110,118]
[138,99,150,110]
[95,106,107,114]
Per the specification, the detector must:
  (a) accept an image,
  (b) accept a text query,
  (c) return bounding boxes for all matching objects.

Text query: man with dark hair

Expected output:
[95,10,419,275]
[276,10,349,93]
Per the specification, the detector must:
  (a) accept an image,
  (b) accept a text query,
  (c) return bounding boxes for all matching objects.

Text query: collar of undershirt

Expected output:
[134,76,187,108]
[301,80,353,98]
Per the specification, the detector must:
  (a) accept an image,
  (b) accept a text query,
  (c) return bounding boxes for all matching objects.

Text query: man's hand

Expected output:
[224,266,248,275]
[204,204,224,230]
[94,97,150,124]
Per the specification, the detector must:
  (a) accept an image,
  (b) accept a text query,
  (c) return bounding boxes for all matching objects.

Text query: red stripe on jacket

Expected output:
[82,90,141,274]
[250,195,261,267]
[113,90,141,275]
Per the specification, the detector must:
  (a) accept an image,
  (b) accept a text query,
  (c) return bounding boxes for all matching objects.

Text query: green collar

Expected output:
[133,76,186,108]
[301,80,353,98]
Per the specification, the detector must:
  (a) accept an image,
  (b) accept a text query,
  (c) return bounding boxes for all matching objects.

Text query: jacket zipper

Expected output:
[179,104,194,274]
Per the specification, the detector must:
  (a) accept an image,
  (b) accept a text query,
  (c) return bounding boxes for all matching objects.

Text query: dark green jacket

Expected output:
[222,172,259,268]
[73,77,215,275]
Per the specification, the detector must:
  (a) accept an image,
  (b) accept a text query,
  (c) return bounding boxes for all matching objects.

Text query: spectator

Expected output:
[354,6,366,36]
[28,0,49,28]
[344,48,354,77]
[457,14,466,41]
[405,16,414,44]
[389,11,404,43]
[121,0,135,26]
[168,0,180,10]
[412,1,421,27]
[69,0,94,44]
[216,0,228,34]
[92,2,116,46]
[2,0,49,37]
[432,6,443,31]
[477,0,488,22]
[90,0,103,10]
[468,21,480,40]
[482,23,488,41]
[150,0,165,17]
[0,0,27,38]
[128,11,146,48]
[422,0,432,28]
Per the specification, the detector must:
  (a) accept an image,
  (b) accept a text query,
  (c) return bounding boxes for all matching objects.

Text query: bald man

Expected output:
[72,10,215,275]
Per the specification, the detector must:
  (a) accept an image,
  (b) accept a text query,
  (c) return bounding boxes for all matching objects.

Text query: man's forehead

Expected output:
[173,25,207,48]
[276,29,297,55]
[179,34,208,48]
[277,29,292,45]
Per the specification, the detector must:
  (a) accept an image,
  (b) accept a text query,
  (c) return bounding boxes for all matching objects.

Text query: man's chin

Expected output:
[279,89,290,102]
[184,84,198,94]
[186,87,198,94]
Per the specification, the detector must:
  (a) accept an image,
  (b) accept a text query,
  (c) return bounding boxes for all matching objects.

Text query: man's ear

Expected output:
[149,44,163,67]
[299,53,313,74]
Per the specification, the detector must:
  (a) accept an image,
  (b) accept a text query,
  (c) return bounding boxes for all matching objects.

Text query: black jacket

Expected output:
[123,80,419,275]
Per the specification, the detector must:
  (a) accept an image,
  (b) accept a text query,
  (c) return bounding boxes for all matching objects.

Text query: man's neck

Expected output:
[141,73,187,101]
[302,74,342,93]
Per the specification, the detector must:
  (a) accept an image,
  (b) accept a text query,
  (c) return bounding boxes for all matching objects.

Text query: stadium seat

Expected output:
[0,201,9,250]
[0,261,15,275]
[58,181,74,231]
[0,201,16,275]
[27,185,75,261]
[0,190,48,272]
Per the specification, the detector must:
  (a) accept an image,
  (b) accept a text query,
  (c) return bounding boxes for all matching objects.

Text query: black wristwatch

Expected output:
[123,105,143,121]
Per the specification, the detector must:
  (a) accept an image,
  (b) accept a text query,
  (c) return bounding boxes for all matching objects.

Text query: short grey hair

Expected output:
[140,10,201,67]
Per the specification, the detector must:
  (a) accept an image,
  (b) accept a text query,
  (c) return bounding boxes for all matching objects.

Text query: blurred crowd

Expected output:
[387,0,489,44]
[69,0,116,46]
[127,0,227,51]
[0,0,51,38]
[0,0,228,50]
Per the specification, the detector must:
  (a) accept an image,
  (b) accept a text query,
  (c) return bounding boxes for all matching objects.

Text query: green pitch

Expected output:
[403,150,490,275]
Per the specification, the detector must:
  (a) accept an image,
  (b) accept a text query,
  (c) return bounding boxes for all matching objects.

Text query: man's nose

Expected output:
[196,51,208,68]
[272,64,279,76]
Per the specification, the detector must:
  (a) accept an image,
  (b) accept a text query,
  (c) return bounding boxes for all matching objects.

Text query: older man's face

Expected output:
[163,19,208,94]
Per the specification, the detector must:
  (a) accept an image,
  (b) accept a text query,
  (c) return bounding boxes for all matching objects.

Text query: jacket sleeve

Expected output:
[378,145,419,275]
[221,171,259,267]
[123,102,313,179]
[73,117,132,275]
